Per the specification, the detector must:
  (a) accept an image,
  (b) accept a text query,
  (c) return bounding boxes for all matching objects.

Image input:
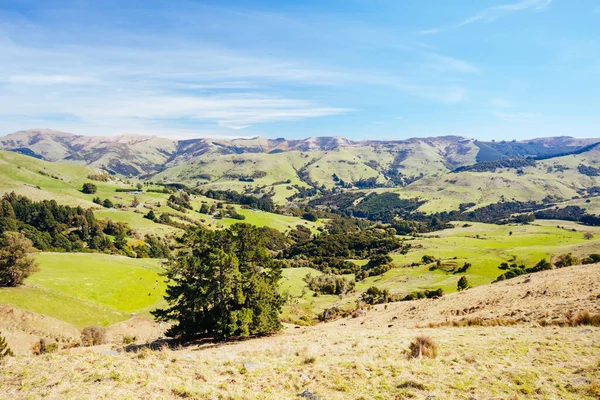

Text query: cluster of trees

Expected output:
[303,273,355,295]
[168,192,193,212]
[0,192,120,253]
[578,164,600,177]
[453,158,536,173]
[92,197,114,208]
[493,255,585,282]
[0,192,168,259]
[200,189,274,212]
[282,229,405,275]
[534,206,600,226]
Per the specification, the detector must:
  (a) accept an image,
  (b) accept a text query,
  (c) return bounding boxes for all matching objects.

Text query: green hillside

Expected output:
[0,253,166,327]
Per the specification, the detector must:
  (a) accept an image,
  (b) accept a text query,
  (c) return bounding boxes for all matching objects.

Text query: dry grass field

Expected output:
[1,264,599,399]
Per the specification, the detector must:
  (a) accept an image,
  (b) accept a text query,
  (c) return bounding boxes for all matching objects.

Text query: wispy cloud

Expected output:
[494,110,542,122]
[417,0,552,35]
[423,53,480,74]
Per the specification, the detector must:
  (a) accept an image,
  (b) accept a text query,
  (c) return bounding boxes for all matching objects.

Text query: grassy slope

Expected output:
[408,148,600,213]
[282,220,600,320]
[0,150,315,235]
[2,264,599,399]
[0,253,166,327]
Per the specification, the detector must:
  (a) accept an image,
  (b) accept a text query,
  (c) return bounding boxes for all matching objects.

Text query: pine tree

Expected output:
[0,334,14,360]
[153,224,283,340]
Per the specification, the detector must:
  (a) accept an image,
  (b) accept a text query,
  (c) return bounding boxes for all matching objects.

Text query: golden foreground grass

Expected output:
[1,264,600,399]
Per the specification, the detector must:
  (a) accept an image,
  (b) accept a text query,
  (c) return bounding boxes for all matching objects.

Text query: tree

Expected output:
[81,183,97,194]
[0,334,14,360]
[457,276,470,291]
[584,232,594,240]
[102,198,114,208]
[144,210,156,221]
[153,224,284,340]
[302,211,318,222]
[131,196,140,208]
[199,203,209,214]
[0,232,39,287]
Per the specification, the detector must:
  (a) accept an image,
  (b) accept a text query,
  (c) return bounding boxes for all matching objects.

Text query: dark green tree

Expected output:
[153,224,284,340]
[144,209,156,221]
[81,183,97,194]
[457,276,470,291]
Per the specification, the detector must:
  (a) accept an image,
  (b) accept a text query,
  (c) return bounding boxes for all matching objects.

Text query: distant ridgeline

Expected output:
[454,141,600,173]
[0,192,169,258]
[306,191,600,231]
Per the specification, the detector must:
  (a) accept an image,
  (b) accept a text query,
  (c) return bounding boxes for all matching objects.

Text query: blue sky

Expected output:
[0,0,598,140]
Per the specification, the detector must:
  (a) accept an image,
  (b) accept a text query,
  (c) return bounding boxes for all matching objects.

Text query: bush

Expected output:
[584,232,594,240]
[81,326,107,346]
[572,312,600,327]
[582,254,600,264]
[304,273,355,295]
[122,335,137,345]
[362,286,391,305]
[455,262,471,274]
[31,338,59,355]
[554,253,579,268]
[457,276,470,291]
[408,336,437,359]
[0,334,14,360]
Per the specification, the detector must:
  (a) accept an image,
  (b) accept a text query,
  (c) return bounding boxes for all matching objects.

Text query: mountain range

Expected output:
[2,129,600,212]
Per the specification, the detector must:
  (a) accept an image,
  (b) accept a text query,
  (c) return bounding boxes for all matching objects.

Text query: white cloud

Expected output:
[423,53,480,74]
[417,0,552,35]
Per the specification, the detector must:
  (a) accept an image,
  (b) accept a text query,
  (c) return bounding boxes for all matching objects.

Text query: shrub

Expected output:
[455,262,471,274]
[554,253,579,268]
[527,258,553,273]
[584,232,594,240]
[572,312,600,327]
[81,326,107,346]
[304,273,355,295]
[408,336,437,359]
[0,334,14,360]
[582,254,600,264]
[457,276,470,291]
[122,335,137,345]
[31,338,59,355]
[362,286,391,305]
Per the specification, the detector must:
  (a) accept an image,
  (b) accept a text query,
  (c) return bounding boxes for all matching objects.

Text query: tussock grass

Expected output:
[408,336,437,359]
